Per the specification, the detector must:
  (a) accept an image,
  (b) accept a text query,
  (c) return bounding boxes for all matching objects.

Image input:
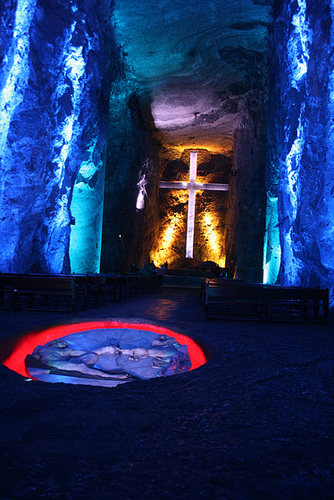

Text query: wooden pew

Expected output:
[0,274,16,309]
[203,279,329,323]
[200,278,245,303]
[7,274,78,313]
[100,274,137,301]
[100,272,157,302]
[136,273,156,293]
[122,274,138,297]
[262,285,329,323]
[0,270,159,314]
[85,274,107,307]
[204,280,267,321]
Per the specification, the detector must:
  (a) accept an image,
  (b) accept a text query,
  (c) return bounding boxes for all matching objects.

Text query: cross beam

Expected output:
[159,151,229,259]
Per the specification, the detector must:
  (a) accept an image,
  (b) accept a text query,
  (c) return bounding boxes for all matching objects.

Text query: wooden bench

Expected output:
[0,270,158,314]
[4,274,78,313]
[0,274,16,309]
[68,274,107,309]
[99,273,157,301]
[85,274,107,307]
[105,274,126,301]
[200,278,245,303]
[261,285,329,323]
[203,279,329,323]
[136,273,156,292]
[204,280,268,321]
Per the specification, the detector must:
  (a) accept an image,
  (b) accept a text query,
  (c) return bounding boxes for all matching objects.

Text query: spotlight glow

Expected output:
[151,212,184,266]
[281,103,307,283]
[159,150,228,261]
[263,196,281,284]
[0,0,37,203]
[285,103,306,221]
[200,212,225,266]
[46,21,87,272]
[51,26,86,186]
[69,136,105,273]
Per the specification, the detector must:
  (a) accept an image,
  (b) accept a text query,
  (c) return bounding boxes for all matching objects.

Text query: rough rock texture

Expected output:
[0,1,114,273]
[151,148,231,269]
[0,0,273,278]
[100,58,161,272]
[3,0,333,288]
[112,0,271,277]
[228,93,267,282]
[113,0,272,154]
[266,0,334,288]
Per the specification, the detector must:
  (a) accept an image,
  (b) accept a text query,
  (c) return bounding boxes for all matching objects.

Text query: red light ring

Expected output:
[1,321,207,377]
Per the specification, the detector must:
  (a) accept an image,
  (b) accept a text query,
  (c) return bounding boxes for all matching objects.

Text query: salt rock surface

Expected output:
[25,328,191,387]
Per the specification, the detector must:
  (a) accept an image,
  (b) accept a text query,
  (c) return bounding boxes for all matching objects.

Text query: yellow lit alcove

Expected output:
[150,148,230,269]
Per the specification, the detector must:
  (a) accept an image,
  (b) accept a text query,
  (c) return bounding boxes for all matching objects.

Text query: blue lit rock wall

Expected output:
[0,1,114,273]
[266,0,334,288]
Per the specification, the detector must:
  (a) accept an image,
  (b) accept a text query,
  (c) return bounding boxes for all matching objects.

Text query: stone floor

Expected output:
[0,287,333,499]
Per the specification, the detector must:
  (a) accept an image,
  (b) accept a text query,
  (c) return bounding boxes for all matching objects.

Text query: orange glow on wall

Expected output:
[152,147,229,268]
[199,212,226,266]
[150,211,185,266]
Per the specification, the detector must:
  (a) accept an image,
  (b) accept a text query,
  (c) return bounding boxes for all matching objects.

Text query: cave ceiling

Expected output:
[113,0,273,155]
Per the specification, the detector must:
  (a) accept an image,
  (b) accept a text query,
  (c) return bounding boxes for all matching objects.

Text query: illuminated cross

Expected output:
[159,151,229,258]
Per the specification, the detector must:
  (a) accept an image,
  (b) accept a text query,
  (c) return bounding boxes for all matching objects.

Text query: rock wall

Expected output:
[100,64,160,273]
[0,1,114,273]
[226,92,267,283]
[151,148,231,269]
[266,0,334,288]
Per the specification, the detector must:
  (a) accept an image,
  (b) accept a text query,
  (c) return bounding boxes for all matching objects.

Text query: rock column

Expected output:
[0,1,114,273]
[267,0,334,287]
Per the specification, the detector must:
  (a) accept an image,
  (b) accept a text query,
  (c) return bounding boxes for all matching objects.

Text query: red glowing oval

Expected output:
[0,321,207,378]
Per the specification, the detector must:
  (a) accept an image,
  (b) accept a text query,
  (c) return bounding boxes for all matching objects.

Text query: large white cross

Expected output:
[159,151,229,258]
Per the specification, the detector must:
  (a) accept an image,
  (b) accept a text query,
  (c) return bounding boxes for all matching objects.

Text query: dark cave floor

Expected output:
[0,287,333,499]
